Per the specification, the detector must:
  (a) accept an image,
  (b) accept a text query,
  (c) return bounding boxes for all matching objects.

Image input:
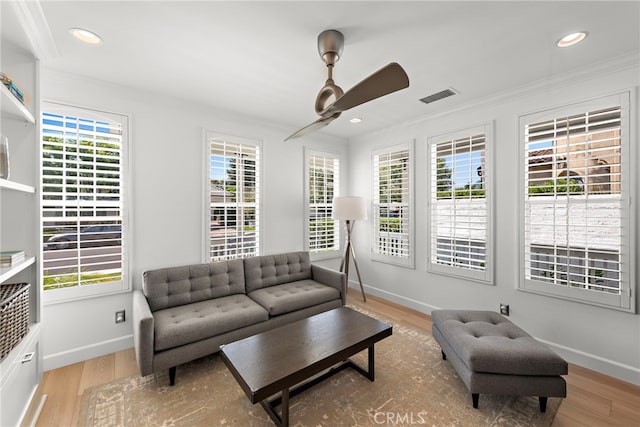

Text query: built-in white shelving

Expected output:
[0,178,36,193]
[1,2,42,426]
[0,82,35,124]
[0,256,36,283]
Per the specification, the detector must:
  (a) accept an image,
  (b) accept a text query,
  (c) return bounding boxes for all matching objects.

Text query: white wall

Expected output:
[40,59,640,386]
[347,59,640,385]
[40,69,348,370]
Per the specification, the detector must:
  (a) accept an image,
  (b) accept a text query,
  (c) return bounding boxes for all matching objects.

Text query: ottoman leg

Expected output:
[539,397,548,413]
[472,393,479,409]
[441,350,447,360]
[169,366,176,386]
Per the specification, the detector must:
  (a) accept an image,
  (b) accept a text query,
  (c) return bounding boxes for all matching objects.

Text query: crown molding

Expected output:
[352,51,639,142]
[10,0,59,60]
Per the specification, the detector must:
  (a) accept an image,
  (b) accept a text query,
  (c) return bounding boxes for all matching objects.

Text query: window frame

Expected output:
[303,148,341,260]
[426,123,494,284]
[518,91,635,312]
[371,140,415,268]
[40,101,131,304]
[202,131,262,262]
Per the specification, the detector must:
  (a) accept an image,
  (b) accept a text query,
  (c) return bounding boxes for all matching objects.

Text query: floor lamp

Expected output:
[333,196,367,302]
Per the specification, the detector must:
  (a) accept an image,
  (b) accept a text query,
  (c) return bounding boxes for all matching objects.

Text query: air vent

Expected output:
[419,88,458,104]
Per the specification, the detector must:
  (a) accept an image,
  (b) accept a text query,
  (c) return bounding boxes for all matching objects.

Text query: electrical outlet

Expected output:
[499,304,510,316]
[115,310,126,323]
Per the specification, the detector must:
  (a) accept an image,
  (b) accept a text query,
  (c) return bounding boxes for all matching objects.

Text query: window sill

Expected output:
[519,279,634,313]
[43,282,132,306]
[310,251,343,262]
[427,263,494,285]
[371,254,415,269]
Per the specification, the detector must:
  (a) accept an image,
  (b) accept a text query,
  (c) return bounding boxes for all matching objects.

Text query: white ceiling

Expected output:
[29,1,640,139]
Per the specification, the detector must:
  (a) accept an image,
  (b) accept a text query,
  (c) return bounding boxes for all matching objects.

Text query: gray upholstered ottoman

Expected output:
[431,310,568,412]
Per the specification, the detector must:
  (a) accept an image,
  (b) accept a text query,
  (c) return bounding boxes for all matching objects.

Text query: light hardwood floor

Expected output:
[25,293,639,427]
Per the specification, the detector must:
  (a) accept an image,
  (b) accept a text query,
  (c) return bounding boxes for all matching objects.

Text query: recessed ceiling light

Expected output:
[349,118,362,124]
[68,28,103,45]
[557,31,587,48]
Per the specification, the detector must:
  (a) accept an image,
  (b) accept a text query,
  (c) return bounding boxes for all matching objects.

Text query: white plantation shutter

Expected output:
[428,124,493,283]
[520,92,633,311]
[41,103,128,301]
[306,151,340,254]
[208,135,260,261]
[372,142,414,267]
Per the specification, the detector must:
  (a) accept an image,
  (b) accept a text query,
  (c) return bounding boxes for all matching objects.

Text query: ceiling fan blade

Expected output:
[322,62,409,116]
[285,113,341,141]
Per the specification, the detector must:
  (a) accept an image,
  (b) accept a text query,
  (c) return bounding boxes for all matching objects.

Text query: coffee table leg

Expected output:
[368,344,375,381]
[261,388,290,427]
[345,344,376,381]
[281,388,289,427]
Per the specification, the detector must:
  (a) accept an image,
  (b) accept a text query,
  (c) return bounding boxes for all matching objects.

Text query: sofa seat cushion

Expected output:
[248,280,340,316]
[153,294,268,351]
[432,310,568,377]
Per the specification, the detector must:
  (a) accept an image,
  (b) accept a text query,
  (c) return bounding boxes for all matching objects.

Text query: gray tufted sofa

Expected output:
[133,251,345,385]
[431,310,568,412]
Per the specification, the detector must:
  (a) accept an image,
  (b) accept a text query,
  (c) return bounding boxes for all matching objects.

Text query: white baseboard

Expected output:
[351,281,640,386]
[349,281,439,314]
[538,338,640,386]
[27,394,47,427]
[43,335,134,372]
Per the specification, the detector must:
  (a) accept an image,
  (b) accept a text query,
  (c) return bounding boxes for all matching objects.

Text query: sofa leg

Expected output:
[441,350,447,360]
[169,366,176,386]
[539,397,548,413]
[472,393,479,409]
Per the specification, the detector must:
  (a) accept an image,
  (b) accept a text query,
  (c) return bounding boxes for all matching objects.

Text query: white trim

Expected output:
[426,122,494,284]
[351,281,439,315]
[201,128,210,262]
[40,102,132,304]
[43,335,133,372]
[371,140,415,268]
[203,131,263,262]
[9,0,59,60]
[518,91,635,312]
[356,53,639,143]
[303,147,342,260]
[26,394,47,427]
[537,337,640,386]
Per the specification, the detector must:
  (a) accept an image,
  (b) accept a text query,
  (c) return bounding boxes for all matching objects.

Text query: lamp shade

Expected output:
[332,196,367,220]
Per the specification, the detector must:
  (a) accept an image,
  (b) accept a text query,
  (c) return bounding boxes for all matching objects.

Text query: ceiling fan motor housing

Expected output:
[317,29,344,66]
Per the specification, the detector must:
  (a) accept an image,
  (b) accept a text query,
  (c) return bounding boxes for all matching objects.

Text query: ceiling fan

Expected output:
[285,29,410,141]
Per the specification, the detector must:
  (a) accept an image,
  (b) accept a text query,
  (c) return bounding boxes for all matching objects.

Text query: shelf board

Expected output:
[0,83,35,124]
[0,178,36,193]
[0,256,35,283]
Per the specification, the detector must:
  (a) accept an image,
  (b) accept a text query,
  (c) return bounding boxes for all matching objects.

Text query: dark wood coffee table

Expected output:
[220,307,392,426]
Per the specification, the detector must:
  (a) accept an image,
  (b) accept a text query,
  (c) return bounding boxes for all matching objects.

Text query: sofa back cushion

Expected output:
[143,259,245,311]
[244,252,312,293]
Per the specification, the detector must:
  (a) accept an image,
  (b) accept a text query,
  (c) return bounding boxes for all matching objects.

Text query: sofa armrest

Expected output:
[311,264,347,305]
[133,290,155,377]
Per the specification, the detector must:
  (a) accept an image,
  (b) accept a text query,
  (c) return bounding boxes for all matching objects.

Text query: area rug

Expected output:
[79,307,561,426]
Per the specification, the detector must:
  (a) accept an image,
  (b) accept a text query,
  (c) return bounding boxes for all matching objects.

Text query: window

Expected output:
[428,124,493,283]
[372,142,414,267]
[305,149,340,256]
[520,92,634,311]
[206,133,260,261]
[41,102,129,302]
